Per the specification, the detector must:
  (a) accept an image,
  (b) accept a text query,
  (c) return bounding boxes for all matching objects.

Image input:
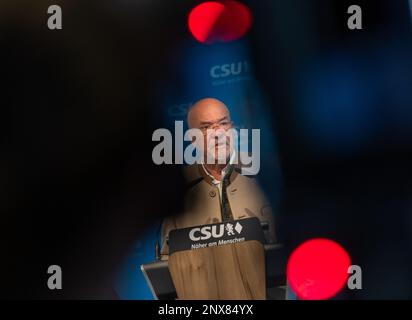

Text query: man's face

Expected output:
[189,101,234,165]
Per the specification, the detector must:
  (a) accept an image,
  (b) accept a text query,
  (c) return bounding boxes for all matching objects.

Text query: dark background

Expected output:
[248,0,412,298]
[1,0,411,299]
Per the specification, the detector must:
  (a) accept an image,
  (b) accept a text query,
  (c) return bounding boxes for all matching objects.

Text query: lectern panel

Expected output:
[168,218,266,300]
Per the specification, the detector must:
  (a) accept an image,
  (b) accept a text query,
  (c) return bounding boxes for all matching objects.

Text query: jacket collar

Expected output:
[196,162,239,186]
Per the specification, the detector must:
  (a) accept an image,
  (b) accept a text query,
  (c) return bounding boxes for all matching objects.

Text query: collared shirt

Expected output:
[201,151,236,203]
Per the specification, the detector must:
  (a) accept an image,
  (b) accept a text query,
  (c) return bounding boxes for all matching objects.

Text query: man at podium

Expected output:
[160,98,277,259]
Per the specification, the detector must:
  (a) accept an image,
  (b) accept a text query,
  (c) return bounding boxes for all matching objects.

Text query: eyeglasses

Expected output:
[199,120,234,133]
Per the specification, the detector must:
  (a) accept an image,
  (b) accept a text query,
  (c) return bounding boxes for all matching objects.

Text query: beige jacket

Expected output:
[160,162,277,259]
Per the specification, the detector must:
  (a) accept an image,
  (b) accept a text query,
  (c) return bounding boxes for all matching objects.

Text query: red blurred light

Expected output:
[188,1,253,44]
[286,238,351,300]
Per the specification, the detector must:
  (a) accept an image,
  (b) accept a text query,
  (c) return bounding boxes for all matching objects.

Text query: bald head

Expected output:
[187,98,234,166]
[187,98,231,129]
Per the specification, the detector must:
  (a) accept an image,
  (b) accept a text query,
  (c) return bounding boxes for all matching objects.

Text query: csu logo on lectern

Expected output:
[189,222,243,241]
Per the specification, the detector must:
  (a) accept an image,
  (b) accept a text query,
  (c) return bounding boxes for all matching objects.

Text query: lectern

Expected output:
[141,217,287,300]
[168,217,266,299]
